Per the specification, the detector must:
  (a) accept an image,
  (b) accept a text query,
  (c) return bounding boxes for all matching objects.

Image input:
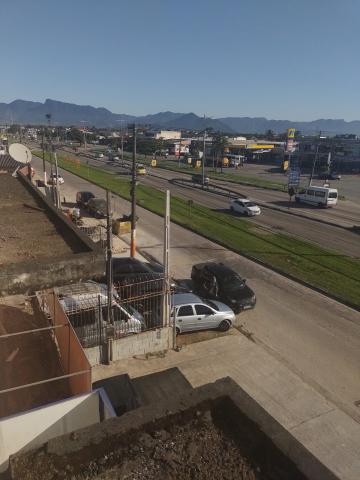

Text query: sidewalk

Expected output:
[93,333,360,480]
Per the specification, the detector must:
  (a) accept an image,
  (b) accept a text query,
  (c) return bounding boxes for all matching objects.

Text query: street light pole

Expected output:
[202,130,206,188]
[130,124,137,258]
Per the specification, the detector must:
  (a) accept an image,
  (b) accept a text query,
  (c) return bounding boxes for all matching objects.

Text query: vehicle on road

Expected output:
[295,186,338,207]
[230,198,261,216]
[48,173,64,185]
[136,164,146,175]
[55,281,144,346]
[76,191,95,207]
[318,172,341,181]
[192,174,210,185]
[94,152,104,159]
[86,197,107,218]
[191,262,256,314]
[171,292,235,334]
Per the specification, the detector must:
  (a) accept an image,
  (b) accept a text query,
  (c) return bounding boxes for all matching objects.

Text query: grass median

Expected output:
[122,151,287,192]
[34,150,360,308]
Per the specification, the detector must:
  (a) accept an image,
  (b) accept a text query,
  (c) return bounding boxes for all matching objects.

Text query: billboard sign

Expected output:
[286,128,296,152]
[288,169,301,186]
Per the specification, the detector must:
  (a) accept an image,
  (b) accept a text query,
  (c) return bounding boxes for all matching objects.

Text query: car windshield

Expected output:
[328,191,338,198]
[244,202,257,207]
[199,297,219,311]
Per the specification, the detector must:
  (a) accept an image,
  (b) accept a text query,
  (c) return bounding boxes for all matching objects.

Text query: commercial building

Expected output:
[154,130,181,140]
[292,137,360,172]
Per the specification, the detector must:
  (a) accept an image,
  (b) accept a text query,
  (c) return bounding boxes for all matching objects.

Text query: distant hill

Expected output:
[1,98,360,134]
[219,116,360,135]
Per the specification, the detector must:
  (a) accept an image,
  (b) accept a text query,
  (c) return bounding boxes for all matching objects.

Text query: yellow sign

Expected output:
[195,160,201,168]
[222,157,229,166]
[246,144,274,149]
[282,160,289,172]
[151,159,157,167]
[187,157,192,164]
[287,128,295,139]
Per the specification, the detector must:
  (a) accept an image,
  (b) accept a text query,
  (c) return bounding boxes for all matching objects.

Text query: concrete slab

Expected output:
[93,334,360,480]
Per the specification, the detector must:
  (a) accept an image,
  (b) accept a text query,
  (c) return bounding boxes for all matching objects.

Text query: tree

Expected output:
[212,134,228,173]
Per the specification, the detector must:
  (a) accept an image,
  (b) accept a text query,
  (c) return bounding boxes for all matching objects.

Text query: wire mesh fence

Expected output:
[38,277,168,349]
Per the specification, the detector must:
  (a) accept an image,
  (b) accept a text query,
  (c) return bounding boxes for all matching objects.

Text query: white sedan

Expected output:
[230,198,261,216]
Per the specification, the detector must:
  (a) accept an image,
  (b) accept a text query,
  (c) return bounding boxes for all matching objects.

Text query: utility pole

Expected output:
[106,189,113,325]
[309,131,321,187]
[130,124,137,258]
[53,148,61,208]
[163,190,170,328]
[202,130,206,188]
[41,127,47,184]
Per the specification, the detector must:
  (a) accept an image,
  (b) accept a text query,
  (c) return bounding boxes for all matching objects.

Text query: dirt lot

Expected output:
[0,174,85,266]
[85,410,261,480]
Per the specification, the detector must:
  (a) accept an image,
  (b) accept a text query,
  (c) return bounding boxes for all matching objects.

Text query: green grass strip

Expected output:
[121,151,287,192]
[33,150,360,308]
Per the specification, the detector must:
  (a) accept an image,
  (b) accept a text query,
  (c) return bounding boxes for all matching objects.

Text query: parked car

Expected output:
[191,262,256,314]
[108,257,164,288]
[171,292,235,334]
[230,198,261,216]
[48,173,64,185]
[192,174,210,185]
[86,197,107,218]
[76,191,95,207]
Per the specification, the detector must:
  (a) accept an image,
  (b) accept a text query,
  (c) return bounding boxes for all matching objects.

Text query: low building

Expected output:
[292,137,360,172]
[154,130,181,140]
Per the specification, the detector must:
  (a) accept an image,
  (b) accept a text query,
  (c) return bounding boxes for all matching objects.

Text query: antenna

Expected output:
[9,143,32,164]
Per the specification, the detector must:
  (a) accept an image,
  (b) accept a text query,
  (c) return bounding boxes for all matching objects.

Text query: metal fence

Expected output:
[0,293,91,418]
[40,276,168,349]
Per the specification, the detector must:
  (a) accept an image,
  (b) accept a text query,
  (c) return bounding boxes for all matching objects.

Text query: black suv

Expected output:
[76,191,95,207]
[191,262,256,313]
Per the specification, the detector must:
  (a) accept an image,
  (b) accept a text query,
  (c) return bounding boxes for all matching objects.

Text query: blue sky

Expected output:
[2,0,360,120]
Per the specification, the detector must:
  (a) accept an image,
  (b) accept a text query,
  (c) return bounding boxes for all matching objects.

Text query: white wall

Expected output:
[85,327,173,366]
[0,391,102,473]
[111,327,173,362]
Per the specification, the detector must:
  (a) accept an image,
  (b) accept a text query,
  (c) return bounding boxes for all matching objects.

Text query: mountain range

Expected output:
[1,98,360,135]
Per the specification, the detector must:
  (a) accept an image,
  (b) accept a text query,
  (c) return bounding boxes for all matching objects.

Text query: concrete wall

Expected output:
[0,391,108,473]
[85,327,173,366]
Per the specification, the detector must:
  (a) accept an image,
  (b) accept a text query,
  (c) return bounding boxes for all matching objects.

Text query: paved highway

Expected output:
[54,149,360,257]
[31,154,360,424]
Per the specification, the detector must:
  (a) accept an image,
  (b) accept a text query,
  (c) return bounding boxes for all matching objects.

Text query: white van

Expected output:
[295,186,338,207]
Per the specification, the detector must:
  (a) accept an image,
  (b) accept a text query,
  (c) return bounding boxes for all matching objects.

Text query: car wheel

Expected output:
[176,327,180,335]
[218,320,231,332]
[230,206,234,212]
[295,197,300,203]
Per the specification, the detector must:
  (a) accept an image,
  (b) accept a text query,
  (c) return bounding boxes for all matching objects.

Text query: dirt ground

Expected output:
[24,410,273,480]
[0,174,85,266]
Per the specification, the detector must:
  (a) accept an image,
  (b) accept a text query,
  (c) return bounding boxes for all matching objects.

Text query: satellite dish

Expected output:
[9,143,32,164]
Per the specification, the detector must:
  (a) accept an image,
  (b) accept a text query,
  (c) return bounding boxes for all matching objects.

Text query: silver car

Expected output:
[171,293,235,334]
